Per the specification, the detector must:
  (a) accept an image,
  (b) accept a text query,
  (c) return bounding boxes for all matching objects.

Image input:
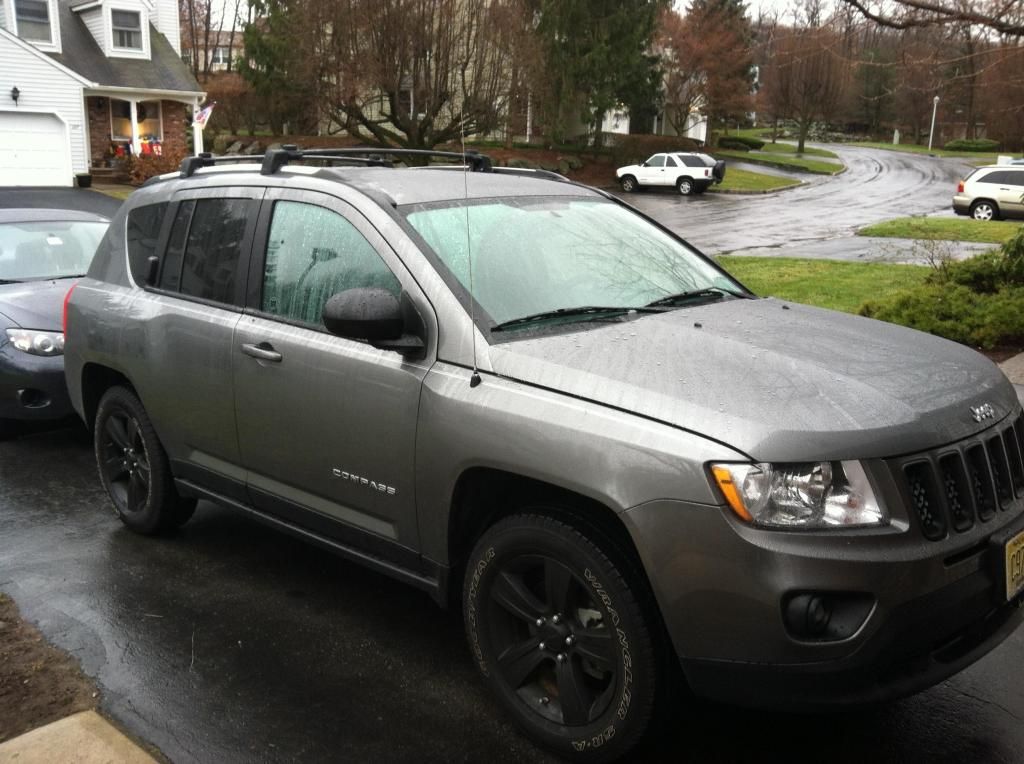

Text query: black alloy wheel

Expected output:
[94,386,195,534]
[464,513,658,762]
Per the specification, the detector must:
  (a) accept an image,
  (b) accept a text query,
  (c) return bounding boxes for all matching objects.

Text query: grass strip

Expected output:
[717,255,931,314]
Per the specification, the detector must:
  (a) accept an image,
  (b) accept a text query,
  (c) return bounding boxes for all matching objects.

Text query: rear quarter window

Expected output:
[126,202,169,285]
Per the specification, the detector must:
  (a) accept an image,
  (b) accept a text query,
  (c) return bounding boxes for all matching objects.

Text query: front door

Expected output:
[233,189,432,562]
[637,154,669,186]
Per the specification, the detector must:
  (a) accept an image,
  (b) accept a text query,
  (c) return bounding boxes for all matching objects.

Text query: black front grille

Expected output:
[897,412,1023,541]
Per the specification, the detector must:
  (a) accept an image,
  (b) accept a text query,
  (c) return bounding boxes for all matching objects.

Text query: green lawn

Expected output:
[94,185,134,200]
[846,141,1009,165]
[859,217,1023,244]
[716,150,844,175]
[710,168,801,193]
[722,128,838,158]
[717,256,931,314]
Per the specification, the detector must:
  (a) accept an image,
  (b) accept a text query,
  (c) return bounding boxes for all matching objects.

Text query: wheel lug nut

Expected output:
[552,614,561,624]
[539,641,546,651]
[565,636,574,647]
[535,618,544,627]
[539,696,549,705]
[556,653,566,663]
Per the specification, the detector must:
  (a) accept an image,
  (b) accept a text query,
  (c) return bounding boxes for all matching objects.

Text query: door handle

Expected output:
[241,342,282,363]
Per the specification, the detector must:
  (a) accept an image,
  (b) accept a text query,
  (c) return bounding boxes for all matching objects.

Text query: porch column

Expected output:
[193,97,204,155]
[129,100,141,156]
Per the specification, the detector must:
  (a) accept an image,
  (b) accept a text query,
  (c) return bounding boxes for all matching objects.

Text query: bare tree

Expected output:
[317,0,529,149]
[839,0,1024,38]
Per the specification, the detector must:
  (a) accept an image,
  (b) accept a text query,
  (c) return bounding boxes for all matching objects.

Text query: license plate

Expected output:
[1007,529,1024,601]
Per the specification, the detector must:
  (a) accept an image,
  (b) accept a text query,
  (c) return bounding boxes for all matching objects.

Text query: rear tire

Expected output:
[619,175,638,193]
[94,386,196,535]
[676,177,694,196]
[970,200,998,221]
[463,512,658,763]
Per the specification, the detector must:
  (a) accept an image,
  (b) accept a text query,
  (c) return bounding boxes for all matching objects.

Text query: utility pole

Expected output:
[927,95,940,152]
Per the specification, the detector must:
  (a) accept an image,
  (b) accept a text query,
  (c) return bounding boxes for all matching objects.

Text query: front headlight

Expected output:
[710,461,886,528]
[4,328,65,357]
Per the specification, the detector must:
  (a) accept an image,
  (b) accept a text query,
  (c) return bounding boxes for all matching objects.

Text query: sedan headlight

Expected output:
[4,328,65,356]
[710,461,886,528]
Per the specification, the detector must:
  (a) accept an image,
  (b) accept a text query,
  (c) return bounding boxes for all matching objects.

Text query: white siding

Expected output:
[0,2,7,32]
[80,7,106,50]
[154,0,179,53]
[0,32,88,178]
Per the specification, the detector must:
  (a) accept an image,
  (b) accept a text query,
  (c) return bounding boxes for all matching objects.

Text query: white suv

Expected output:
[617,152,726,195]
[953,165,1024,221]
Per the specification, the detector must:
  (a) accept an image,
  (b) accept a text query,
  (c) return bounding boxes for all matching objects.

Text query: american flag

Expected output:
[193,103,216,129]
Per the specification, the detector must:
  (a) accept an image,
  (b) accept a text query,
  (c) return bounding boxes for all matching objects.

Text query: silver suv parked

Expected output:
[66,147,1024,762]
[952,164,1024,220]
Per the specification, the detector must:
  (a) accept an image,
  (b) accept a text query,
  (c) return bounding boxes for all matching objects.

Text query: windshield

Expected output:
[0,221,107,282]
[404,196,743,329]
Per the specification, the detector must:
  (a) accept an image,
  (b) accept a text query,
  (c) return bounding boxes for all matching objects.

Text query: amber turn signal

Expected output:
[711,465,753,522]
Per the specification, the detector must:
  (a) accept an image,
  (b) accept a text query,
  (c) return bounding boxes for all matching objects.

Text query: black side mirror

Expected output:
[322,287,425,357]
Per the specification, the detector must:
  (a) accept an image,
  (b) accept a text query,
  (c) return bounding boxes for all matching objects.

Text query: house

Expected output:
[181,29,243,75]
[0,0,203,186]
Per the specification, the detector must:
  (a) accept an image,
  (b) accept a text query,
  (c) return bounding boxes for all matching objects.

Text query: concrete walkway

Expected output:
[1000,353,1024,386]
[726,236,994,265]
[0,711,157,763]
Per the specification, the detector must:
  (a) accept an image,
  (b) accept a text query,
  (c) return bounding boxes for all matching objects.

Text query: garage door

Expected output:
[0,112,71,187]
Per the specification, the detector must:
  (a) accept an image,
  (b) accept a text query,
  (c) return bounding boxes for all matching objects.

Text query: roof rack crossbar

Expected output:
[179,152,262,178]
[260,145,494,175]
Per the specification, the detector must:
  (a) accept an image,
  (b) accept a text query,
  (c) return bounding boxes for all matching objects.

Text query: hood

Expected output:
[487,298,1019,461]
[0,280,77,332]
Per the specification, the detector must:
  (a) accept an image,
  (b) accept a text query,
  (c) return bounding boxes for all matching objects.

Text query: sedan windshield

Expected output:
[0,221,107,282]
[404,196,744,330]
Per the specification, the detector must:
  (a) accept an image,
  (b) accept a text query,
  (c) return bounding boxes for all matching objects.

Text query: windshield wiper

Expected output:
[490,305,660,333]
[645,286,747,309]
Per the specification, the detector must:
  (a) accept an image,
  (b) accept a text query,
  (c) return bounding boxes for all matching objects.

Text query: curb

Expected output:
[0,711,159,763]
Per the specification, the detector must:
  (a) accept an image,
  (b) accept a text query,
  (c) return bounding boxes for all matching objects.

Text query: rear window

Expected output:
[179,199,252,304]
[126,203,168,285]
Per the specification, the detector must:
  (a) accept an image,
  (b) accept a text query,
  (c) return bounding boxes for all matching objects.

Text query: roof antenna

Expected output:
[459,107,482,388]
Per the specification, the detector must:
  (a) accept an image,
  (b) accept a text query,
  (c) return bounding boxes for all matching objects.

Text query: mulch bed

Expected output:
[0,593,97,743]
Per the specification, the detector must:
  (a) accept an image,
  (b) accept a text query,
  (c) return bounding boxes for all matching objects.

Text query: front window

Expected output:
[110,99,162,142]
[14,0,51,43]
[111,9,142,50]
[404,196,743,331]
[645,155,666,168]
[0,220,107,282]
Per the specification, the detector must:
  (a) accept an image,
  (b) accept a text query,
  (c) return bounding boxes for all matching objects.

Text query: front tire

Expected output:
[94,386,196,535]
[970,200,998,221]
[463,513,658,763]
[676,177,694,195]
[619,175,638,193]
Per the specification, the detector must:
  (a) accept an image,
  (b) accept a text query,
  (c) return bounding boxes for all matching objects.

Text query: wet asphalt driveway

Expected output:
[2,156,1023,762]
[2,426,1023,763]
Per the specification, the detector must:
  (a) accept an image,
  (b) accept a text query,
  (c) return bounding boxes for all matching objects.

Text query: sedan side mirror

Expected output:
[322,287,425,357]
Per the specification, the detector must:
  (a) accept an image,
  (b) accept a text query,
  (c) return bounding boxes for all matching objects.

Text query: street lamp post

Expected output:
[928,95,940,152]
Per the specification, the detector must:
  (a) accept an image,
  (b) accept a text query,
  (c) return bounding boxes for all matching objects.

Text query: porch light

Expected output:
[10,86,19,105]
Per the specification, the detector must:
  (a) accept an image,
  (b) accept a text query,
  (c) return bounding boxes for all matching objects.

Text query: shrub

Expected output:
[125,148,189,186]
[942,138,1000,152]
[859,227,1024,347]
[609,134,702,167]
[719,135,765,150]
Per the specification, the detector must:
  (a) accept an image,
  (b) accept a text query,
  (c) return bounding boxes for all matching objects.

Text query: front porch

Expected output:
[85,93,200,168]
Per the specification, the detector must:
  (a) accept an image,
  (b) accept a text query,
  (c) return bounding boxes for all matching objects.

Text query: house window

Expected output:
[14,0,52,43]
[110,99,162,142]
[211,46,230,65]
[111,9,142,50]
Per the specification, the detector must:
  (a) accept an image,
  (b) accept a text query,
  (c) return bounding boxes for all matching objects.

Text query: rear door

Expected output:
[232,188,432,562]
[128,187,262,496]
[995,170,1024,218]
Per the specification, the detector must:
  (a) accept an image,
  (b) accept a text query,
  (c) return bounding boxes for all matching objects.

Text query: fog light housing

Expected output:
[782,592,875,642]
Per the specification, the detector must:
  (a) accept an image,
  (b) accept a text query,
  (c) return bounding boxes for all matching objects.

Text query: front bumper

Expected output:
[0,342,73,422]
[623,487,1024,709]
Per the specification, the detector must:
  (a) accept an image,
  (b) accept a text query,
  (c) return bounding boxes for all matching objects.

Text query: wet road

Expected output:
[2,427,1023,763]
[625,145,977,260]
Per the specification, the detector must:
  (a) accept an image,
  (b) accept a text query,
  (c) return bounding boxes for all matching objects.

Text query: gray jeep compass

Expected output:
[65,147,1024,762]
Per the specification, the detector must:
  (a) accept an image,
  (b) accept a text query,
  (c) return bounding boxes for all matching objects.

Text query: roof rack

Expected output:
[259,145,494,175]
[179,152,262,178]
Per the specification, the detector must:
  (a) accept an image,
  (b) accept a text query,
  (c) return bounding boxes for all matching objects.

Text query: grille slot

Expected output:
[1003,426,1024,494]
[904,462,947,540]
[966,444,997,521]
[938,454,974,532]
[986,436,1013,508]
